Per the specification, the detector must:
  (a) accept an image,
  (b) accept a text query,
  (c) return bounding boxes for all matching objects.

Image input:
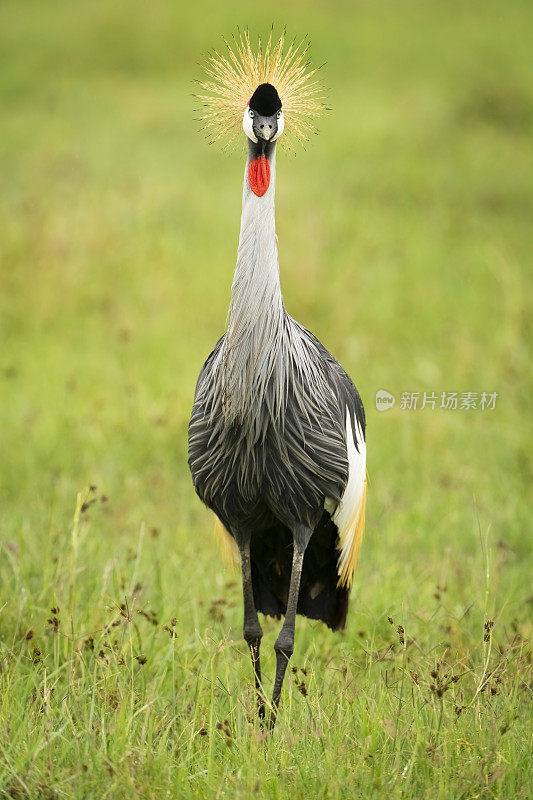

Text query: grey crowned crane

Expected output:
[188,32,367,729]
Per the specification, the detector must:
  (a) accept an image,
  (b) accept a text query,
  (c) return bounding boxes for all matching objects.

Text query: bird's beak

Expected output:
[252,112,278,143]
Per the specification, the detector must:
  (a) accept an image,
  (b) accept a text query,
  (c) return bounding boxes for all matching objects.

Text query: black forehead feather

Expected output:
[249,83,282,116]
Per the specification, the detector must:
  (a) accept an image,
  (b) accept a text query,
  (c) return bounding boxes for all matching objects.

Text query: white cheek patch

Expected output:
[272,111,284,141]
[242,106,258,143]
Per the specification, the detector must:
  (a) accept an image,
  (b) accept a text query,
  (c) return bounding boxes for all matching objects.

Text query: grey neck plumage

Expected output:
[220,141,329,440]
[221,142,287,432]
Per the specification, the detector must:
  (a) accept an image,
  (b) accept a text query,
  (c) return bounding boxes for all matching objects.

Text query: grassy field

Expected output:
[1,0,532,797]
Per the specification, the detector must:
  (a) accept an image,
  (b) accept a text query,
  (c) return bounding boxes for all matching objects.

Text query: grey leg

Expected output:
[270,525,312,730]
[238,538,265,721]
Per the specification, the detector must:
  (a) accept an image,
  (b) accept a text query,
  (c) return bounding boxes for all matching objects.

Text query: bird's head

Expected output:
[196,31,326,196]
[243,83,284,144]
[242,82,284,197]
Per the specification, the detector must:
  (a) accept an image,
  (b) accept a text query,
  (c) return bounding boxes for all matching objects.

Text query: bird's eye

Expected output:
[277,110,282,119]
[248,109,254,118]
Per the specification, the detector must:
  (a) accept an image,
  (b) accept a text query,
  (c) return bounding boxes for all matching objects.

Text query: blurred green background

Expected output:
[0,1,531,797]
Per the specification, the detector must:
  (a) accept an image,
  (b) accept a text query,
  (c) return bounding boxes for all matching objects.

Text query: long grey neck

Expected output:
[222,141,287,428]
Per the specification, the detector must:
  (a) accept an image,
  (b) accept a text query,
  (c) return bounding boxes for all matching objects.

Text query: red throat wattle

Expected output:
[248,155,270,197]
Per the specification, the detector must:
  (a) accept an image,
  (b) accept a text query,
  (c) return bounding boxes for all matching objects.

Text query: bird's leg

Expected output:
[238,537,265,721]
[270,525,312,730]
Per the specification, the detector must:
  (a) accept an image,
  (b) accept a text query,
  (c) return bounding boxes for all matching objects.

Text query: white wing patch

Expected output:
[331,406,367,587]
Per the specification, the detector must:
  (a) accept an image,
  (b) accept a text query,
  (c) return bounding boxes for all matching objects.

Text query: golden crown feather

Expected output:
[196,29,327,150]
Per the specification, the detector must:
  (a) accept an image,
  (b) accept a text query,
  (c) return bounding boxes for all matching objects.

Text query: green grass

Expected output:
[1,0,532,797]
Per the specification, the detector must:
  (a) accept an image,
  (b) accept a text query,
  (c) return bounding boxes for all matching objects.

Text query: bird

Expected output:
[188,31,367,729]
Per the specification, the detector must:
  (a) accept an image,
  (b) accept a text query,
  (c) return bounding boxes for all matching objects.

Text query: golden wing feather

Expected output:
[336,477,367,588]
